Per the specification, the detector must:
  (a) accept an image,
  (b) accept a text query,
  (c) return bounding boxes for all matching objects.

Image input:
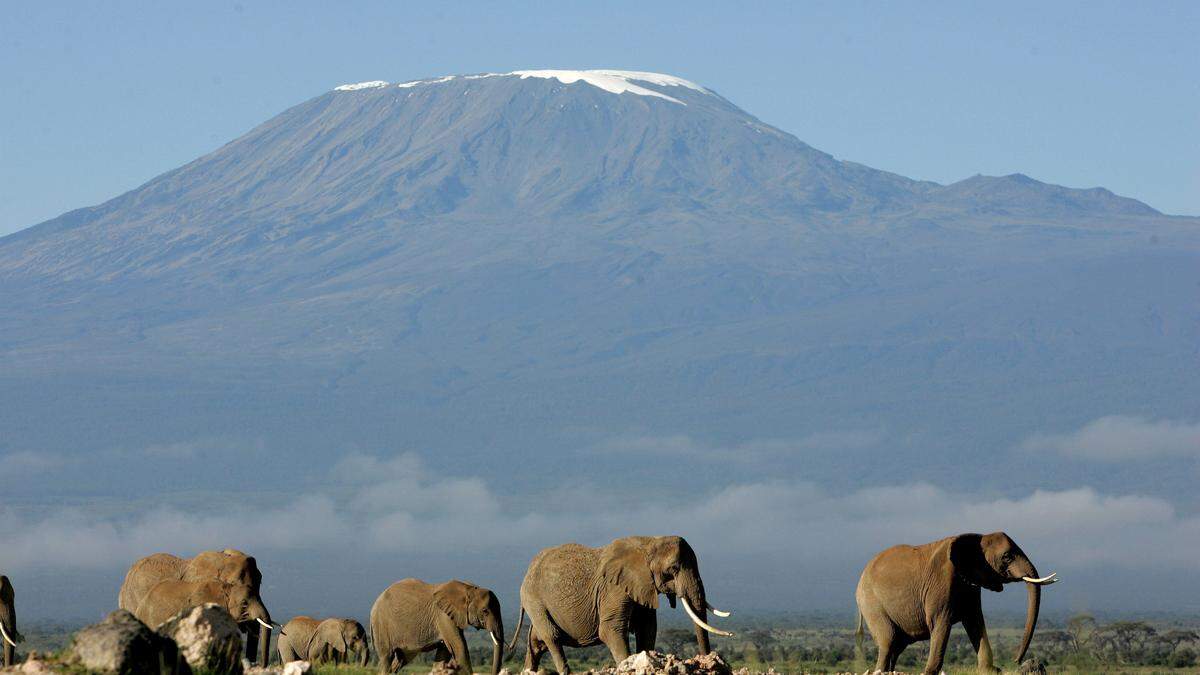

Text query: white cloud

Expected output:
[1,452,1198,582]
[1020,415,1200,461]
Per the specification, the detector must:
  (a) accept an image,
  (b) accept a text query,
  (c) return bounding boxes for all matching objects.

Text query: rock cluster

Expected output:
[1017,658,1047,674]
[511,651,738,675]
[66,610,186,675]
[41,605,251,675]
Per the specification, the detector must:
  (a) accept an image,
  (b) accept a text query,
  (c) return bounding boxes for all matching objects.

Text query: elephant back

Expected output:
[118,553,186,611]
[184,550,262,593]
[523,543,601,607]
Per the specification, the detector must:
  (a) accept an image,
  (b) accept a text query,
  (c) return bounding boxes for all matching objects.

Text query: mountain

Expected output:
[1,69,1197,501]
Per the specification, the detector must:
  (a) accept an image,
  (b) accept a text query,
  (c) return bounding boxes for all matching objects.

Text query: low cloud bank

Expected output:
[1021,415,1200,461]
[1,452,1197,581]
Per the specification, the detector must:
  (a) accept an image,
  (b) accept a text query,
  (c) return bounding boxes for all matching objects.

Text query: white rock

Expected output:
[283,660,311,675]
[18,658,53,674]
[157,603,244,675]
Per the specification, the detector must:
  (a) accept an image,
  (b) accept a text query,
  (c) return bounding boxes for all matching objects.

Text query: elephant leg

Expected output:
[245,625,259,662]
[923,616,951,675]
[527,606,569,675]
[889,637,908,672]
[962,606,999,674]
[544,638,570,675]
[599,622,631,665]
[526,627,547,673]
[861,609,896,673]
[634,609,657,653]
[380,648,407,675]
[435,616,473,675]
[434,643,452,664]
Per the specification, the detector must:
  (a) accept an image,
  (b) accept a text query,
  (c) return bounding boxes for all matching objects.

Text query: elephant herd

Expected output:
[0,531,1057,675]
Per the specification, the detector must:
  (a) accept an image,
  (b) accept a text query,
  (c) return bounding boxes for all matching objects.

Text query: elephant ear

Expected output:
[0,576,11,603]
[433,580,472,628]
[600,540,659,608]
[314,619,347,656]
[949,533,1003,592]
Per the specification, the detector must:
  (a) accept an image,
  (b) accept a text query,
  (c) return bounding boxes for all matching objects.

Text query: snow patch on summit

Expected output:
[396,75,456,88]
[334,81,389,91]
[510,70,706,104]
[334,70,709,104]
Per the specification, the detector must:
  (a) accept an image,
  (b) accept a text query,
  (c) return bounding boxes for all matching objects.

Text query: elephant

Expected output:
[511,536,733,675]
[119,549,262,613]
[370,578,505,675]
[133,578,274,632]
[119,550,268,659]
[1,575,24,665]
[278,617,369,665]
[855,531,1059,674]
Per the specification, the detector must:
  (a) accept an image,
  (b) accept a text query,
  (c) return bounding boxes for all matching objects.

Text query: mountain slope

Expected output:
[0,69,1196,503]
[0,70,1159,287]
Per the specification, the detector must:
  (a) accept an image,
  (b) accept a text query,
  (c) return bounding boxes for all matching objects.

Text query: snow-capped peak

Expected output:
[333,69,709,104]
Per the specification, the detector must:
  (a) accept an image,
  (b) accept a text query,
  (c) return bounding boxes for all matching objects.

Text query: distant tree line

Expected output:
[658,615,1200,670]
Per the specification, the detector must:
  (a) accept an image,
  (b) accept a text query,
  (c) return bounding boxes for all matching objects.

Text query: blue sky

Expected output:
[1,1,1197,236]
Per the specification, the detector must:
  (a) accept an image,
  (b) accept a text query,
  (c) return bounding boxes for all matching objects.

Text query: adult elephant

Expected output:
[133,579,274,631]
[133,576,274,629]
[278,617,369,665]
[119,550,268,660]
[2,575,24,666]
[371,578,504,675]
[855,531,1059,674]
[118,549,262,612]
[512,536,733,674]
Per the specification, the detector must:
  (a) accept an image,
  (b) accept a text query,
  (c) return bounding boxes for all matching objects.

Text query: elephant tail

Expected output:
[506,606,525,653]
[854,611,865,661]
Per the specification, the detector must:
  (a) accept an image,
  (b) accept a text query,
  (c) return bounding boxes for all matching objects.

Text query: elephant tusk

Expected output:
[0,622,15,648]
[1022,572,1059,585]
[681,597,734,637]
[491,632,500,646]
[256,618,274,630]
[707,603,731,618]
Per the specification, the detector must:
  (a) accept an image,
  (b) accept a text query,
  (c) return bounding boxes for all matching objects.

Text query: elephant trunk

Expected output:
[1013,559,1042,664]
[488,614,504,675]
[359,643,370,667]
[677,569,710,655]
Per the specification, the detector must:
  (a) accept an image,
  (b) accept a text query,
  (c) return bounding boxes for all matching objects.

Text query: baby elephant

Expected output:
[371,578,504,675]
[278,617,369,665]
